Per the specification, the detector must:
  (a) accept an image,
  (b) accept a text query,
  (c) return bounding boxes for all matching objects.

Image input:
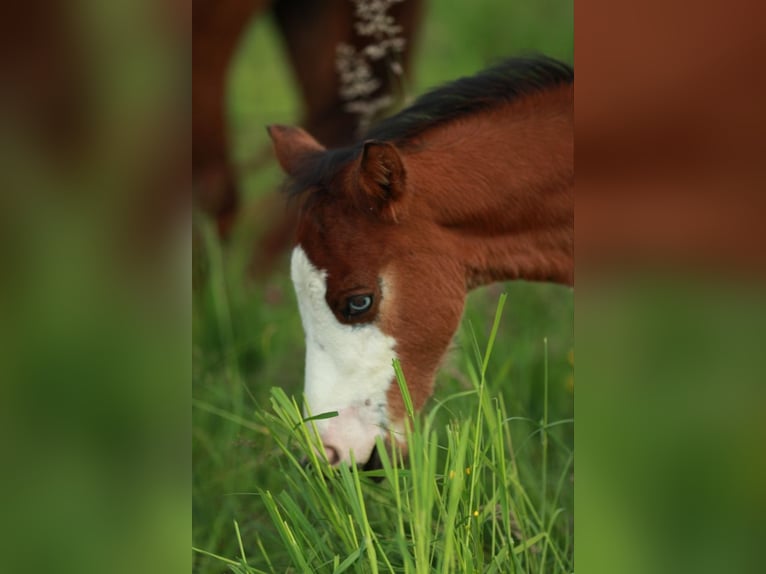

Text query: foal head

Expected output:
[268,125,466,466]
[268,56,573,466]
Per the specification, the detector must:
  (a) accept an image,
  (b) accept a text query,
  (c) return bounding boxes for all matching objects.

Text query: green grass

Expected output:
[193,217,574,572]
[194,253,573,572]
[194,1,573,572]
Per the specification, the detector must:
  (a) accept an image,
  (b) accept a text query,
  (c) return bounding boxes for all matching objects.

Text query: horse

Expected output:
[267,55,573,467]
[193,0,423,243]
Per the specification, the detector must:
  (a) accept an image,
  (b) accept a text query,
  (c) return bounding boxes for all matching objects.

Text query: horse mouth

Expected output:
[300,446,383,474]
[362,443,383,471]
[362,439,409,474]
[299,445,382,471]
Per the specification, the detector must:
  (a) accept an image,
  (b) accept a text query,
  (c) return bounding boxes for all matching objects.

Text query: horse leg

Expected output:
[193,0,270,240]
[272,0,423,147]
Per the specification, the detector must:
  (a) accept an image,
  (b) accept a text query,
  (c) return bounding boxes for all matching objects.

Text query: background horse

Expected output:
[269,56,573,465]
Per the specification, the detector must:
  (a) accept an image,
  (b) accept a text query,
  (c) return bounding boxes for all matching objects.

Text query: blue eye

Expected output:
[347,294,373,316]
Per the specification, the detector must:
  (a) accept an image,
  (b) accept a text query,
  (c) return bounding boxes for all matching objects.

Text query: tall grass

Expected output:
[193,287,573,573]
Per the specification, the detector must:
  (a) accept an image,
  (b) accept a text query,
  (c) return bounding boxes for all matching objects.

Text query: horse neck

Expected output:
[403,89,573,287]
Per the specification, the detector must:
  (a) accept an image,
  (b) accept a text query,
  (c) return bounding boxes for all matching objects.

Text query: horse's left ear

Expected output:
[267,124,325,176]
[356,140,407,218]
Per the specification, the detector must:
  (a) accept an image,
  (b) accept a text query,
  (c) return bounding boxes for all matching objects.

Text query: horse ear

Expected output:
[357,141,407,211]
[267,124,324,176]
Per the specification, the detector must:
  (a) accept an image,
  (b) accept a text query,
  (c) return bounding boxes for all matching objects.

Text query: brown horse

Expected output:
[268,56,573,466]
[193,0,423,242]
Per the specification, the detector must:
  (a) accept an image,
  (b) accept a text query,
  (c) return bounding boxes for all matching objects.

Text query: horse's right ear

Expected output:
[267,125,325,176]
[355,140,407,221]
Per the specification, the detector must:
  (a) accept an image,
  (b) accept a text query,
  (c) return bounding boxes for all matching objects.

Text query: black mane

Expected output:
[288,55,573,197]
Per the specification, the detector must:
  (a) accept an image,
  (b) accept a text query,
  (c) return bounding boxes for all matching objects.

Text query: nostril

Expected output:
[323,445,340,465]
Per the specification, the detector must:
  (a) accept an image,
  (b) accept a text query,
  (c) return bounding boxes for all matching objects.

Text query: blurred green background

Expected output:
[194,1,573,571]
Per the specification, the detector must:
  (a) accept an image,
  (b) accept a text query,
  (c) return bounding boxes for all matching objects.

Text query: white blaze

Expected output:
[290,246,398,464]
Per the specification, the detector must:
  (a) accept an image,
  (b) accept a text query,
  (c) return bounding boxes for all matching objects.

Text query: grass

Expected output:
[194,1,573,572]
[194,256,574,572]
[193,218,573,572]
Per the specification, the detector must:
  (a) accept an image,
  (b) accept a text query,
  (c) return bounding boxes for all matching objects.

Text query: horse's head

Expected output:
[268,125,466,466]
